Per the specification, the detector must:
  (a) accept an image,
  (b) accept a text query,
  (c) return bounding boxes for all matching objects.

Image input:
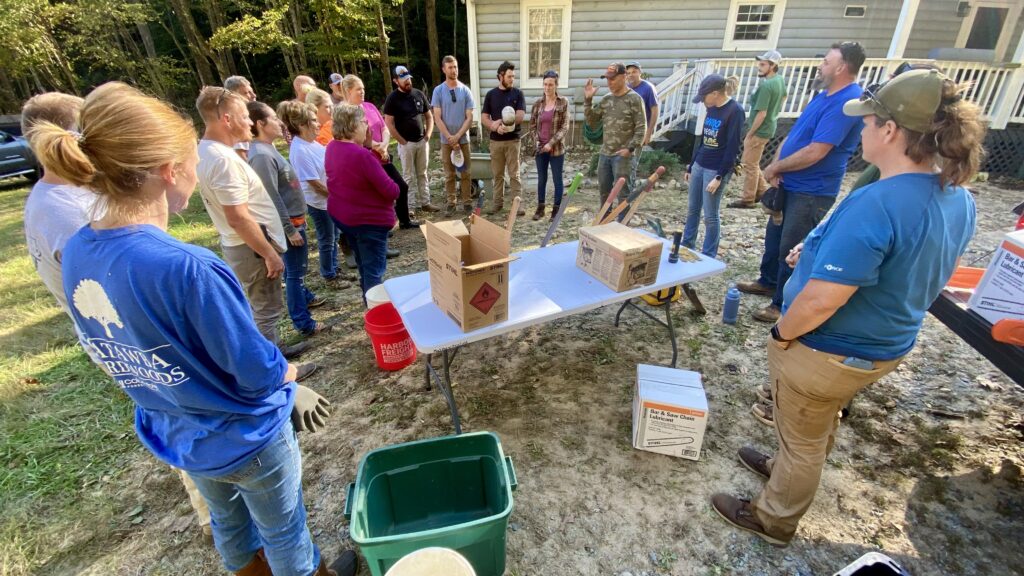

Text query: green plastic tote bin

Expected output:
[344,432,518,576]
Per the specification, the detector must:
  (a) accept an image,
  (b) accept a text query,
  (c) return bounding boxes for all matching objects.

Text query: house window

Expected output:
[722,0,787,52]
[520,0,572,89]
[844,5,866,18]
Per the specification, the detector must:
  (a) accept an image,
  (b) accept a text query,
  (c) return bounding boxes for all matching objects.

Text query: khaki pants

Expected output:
[752,340,902,540]
[740,135,771,204]
[398,139,430,207]
[441,142,472,206]
[222,243,284,346]
[177,468,211,528]
[488,139,522,207]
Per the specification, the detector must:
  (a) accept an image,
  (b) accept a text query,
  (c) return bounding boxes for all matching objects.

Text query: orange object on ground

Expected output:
[364,303,417,370]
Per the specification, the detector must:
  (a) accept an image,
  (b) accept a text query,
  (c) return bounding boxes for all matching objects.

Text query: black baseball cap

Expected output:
[693,74,727,103]
[601,63,627,79]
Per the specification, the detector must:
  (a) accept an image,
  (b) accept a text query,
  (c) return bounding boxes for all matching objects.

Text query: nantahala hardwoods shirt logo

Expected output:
[72,279,189,390]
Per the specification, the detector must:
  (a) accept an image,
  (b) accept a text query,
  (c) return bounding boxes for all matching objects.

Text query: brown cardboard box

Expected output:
[422,199,520,332]
[576,222,662,292]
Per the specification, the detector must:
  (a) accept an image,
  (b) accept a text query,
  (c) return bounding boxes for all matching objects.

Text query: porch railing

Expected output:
[655,57,1024,135]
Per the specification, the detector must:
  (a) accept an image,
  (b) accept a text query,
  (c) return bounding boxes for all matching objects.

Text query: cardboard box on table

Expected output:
[632,364,708,461]
[968,229,1024,326]
[576,222,662,292]
[422,198,520,332]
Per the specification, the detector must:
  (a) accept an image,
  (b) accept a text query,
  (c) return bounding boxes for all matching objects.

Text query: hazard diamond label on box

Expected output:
[469,282,501,314]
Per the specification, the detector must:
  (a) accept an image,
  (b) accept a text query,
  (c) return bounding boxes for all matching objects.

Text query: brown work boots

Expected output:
[234,549,358,576]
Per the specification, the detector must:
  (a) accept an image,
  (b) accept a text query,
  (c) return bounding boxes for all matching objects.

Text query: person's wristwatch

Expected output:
[771,324,793,346]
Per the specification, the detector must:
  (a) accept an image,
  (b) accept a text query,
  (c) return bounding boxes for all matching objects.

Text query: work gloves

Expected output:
[291,384,331,433]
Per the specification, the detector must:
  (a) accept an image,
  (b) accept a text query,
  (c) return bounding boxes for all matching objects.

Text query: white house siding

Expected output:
[472,0,1023,120]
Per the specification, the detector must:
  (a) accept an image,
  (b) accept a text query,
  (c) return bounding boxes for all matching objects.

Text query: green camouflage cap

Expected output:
[843,69,945,133]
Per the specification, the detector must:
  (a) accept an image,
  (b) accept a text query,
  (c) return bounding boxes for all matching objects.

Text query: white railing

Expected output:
[658,57,1024,133]
[651,63,699,141]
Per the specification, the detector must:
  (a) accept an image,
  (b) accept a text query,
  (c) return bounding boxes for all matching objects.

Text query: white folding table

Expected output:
[384,237,726,433]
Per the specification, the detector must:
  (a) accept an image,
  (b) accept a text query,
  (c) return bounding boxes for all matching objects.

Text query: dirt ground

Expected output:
[44,157,1024,576]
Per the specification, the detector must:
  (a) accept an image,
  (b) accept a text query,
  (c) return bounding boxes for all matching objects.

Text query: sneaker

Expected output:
[295,362,318,382]
[420,203,440,213]
[752,304,781,323]
[737,446,771,480]
[751,401,775,427]
[305,316,343,336]
[710,493,789,547]
[727,200,757,209]
[386,247,400,259]
[307,295,328,309]
[326,271,357,283]
[399,219,422,230]
[736,280,775,296]
[755,382,772,402]
[280,341,310,359]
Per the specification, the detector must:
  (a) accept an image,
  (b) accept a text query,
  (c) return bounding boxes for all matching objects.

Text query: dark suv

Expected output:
[0,130,40,182]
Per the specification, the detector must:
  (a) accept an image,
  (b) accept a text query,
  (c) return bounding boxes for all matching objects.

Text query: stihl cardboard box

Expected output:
[577,222,662,292]
[422,198,520,332]
[968,229,1024,325]
[632,364,708,461]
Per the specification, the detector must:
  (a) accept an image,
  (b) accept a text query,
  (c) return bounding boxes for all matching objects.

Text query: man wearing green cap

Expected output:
[711,69,981,547]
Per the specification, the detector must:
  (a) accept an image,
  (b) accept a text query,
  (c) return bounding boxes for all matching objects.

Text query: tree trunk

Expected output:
[425,0,440,86]
[136,21,158,59]
[200,0,235,80]
[121,25,167,97]
[376,1,392,95]
[157,17,202,89]
[166,0,218,85]
[289,0,308,70]
[400,1,410,65]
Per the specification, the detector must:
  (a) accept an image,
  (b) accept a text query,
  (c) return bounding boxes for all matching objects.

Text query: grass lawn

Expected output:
[0,178,219,575]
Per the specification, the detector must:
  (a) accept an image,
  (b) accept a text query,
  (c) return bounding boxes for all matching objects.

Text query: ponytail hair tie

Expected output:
[67,129,85,144]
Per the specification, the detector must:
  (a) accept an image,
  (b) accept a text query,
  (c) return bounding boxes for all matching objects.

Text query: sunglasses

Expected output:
[449,89,456,103]
[214,87,232,115]
[860,84,897,125]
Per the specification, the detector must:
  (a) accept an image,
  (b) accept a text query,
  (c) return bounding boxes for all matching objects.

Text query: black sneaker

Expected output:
[327,549,359,576]
[386,247,400,259]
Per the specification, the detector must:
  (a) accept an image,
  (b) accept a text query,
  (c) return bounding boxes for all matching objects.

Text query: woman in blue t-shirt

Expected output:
[29,82,356,576]
[711,69,982,549]
[683,74,744,258]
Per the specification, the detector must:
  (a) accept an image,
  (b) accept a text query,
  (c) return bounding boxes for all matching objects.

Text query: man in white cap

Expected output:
[329,72,345,105]
[384,65,437,213]
[730,50,787,209]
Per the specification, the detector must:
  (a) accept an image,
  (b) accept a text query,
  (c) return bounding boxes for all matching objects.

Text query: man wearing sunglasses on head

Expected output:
[431,55,476,216]
[736,42,866,325]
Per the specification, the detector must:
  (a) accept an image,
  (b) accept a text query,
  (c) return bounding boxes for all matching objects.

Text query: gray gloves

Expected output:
[291,384,331,432]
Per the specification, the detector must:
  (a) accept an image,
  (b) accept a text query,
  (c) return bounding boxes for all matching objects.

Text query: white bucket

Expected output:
[384,548,476,576]
[366,284,391,309]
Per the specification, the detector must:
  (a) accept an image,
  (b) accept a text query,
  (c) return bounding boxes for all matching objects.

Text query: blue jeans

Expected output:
[682,163,729,258]
[334,220,389,302]
[535,152,565,205]
[757,191,836,307]
[306,206,339,279]
[188,425,320,576]
[283,224,317,334]
[597,153,639,206]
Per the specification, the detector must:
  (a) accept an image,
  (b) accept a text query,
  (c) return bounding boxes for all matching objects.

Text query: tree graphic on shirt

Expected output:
[72,279,123,338]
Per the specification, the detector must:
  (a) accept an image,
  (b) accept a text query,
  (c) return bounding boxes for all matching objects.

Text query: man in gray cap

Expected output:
[584,62,647,211]
[384,65,437,213]
[625,61,659,146]
[329,72,345,105]
[730,50,787,209]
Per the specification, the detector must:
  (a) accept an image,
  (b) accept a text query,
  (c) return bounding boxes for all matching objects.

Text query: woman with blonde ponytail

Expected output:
[712,69,980,548]
[41,82,357,576]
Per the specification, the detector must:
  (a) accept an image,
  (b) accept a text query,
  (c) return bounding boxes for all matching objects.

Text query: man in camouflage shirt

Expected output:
[584,62,647,208]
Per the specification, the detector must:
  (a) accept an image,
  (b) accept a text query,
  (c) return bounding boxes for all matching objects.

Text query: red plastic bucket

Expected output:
[364,303,417,371]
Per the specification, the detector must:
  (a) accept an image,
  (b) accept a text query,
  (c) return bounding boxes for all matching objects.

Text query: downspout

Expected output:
[466,0,482,138]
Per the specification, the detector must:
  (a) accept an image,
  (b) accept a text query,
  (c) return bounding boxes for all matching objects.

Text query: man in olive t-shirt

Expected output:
[731,50,787,208]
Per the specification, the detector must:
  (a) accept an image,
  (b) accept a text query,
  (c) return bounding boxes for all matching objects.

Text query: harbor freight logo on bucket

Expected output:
[380,339,415,364]
[470,282,501,314]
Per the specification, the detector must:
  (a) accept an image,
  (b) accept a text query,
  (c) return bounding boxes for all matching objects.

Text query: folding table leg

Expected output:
[425,348,463,434]
[612,297,679,367]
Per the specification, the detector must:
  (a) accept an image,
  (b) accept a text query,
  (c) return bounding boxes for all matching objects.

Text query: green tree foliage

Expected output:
[0,0,470,114]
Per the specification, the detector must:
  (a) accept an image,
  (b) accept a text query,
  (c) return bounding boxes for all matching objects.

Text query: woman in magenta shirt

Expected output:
[325,103,400,302]
[341,75,419,229]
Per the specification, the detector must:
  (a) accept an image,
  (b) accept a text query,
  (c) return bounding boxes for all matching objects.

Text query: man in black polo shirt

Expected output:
[482,61,526,216]
[384,65,437,212]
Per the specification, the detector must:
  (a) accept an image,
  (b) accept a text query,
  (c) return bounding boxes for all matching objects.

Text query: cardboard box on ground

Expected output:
[969,229,1024,325]
[632,364,708,461]
[576,222,662,292]
[422,198,521,332]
